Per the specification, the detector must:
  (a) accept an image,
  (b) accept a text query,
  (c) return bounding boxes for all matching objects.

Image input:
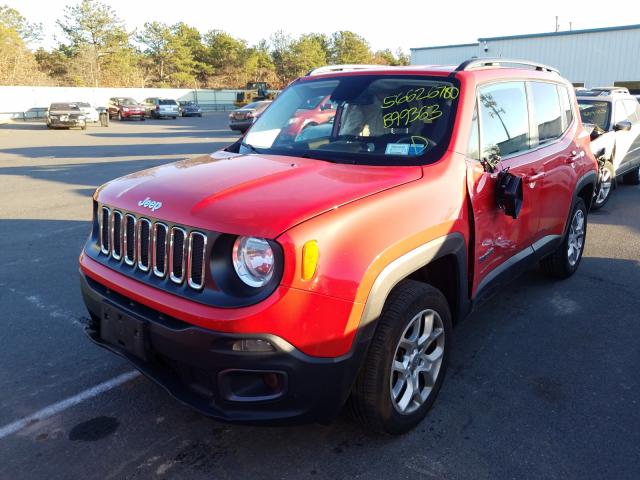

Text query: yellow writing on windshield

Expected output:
[382,86,459,109]
[383,105,443,128]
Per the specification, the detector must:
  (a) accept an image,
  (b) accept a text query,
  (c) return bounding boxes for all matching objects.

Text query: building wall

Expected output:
[410,44,479,66]
[0,86,241,120]
[411,26,640,90]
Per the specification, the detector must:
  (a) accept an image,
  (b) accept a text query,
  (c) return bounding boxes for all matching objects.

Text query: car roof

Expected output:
[303,62,563,83]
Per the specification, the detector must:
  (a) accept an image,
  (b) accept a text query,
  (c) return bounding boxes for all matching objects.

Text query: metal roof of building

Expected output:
[411,23,640,51]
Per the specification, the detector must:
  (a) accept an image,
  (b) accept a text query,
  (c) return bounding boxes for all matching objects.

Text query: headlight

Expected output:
[232,236,275,287]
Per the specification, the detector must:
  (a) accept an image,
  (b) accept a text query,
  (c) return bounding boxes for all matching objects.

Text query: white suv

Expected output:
[577,87,640,208]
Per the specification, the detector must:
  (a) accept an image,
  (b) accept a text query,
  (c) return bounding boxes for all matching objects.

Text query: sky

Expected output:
[7,0,640,53]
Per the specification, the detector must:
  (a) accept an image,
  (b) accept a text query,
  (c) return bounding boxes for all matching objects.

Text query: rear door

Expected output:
[467,81,545,295]
[528,82,579,238]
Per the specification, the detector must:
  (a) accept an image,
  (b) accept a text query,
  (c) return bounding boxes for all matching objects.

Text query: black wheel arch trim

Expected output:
[355,232,469,345]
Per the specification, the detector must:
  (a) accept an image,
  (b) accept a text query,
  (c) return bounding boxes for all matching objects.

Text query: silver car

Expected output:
[143,98,180,119]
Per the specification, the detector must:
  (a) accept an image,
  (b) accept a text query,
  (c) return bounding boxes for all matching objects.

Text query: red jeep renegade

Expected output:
[80,59,598,434]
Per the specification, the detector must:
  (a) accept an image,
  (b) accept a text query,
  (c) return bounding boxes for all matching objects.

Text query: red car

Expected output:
[108,97,146,121]
[80,59,597,434]
[282,95,336,137]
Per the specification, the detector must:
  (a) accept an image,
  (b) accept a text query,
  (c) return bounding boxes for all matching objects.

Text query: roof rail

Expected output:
[306,64,384,76]
[591,86,630,94]
[456,57,559,74]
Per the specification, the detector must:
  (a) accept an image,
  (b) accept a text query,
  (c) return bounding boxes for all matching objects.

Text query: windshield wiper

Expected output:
[240,141,261,154]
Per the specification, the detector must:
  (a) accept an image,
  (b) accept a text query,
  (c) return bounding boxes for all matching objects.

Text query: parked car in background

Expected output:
[76,102,100,123]
[143,98,180,119]
[108,98,146,121]
[577,88,640,208]
[282,95,336,137]
[228,100,271,132]
[178,101,202,117]
[46,102,87,130]
[82,59,598,435]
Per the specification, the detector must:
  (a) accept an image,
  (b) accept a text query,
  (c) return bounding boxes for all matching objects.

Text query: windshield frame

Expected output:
[241,74,461,166]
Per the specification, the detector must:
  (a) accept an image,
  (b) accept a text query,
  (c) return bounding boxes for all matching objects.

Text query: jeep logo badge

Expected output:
[138,197,162,212]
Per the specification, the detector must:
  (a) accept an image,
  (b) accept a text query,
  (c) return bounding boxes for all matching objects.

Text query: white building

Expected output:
[411,24,640,93]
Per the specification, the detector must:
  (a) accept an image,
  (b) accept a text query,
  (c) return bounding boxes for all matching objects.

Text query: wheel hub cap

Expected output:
[390,309,445,415]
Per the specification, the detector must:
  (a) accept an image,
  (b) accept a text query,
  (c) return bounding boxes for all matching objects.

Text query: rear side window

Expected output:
[160,99,177,105]
[479,82,530,159]
[530,82,563,145]
[558,86,573,129]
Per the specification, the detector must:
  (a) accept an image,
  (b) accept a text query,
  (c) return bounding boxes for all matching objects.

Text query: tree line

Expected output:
[0,1,409,89]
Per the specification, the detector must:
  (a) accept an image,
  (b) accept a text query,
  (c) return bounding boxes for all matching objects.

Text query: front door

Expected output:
[467,81,544,296]
[613,100,640,173]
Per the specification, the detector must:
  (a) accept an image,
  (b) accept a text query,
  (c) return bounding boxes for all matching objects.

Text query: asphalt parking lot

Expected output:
[1,113,639,479]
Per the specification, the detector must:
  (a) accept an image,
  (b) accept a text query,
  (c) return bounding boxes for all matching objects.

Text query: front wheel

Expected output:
[349,280,452,435]
[540,197,587,278]
[592,161,614,210]
[623,166,640,185]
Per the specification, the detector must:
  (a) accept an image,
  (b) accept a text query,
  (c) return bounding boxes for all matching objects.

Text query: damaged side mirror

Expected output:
[496,170,523,219]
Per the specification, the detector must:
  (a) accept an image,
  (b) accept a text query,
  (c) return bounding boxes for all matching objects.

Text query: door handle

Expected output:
[567,150,585,164]
[524,172,545,183]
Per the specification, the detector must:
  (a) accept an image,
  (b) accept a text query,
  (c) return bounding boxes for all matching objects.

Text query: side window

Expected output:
[614,101,627,124]
[623,100,640,122]
[530,82,563,145]
[558,85,573,130]
[479,82,530,159]
[468,103,480,161]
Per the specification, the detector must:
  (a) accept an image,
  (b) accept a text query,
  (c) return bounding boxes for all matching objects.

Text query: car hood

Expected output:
[96,152,422,238]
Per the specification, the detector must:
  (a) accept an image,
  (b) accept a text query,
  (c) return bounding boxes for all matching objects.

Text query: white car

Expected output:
[76,102,101,123]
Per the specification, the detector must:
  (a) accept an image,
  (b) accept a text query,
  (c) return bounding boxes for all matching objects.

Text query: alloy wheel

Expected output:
[595,167,612,205]
[567,209,585,266]
[390,309,445,415]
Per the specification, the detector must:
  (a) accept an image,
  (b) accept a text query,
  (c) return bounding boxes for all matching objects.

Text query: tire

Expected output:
[140,117,145,121]
[81,124,87,131]
[197,113,202,117]
[592,161,614,210]
[623,166,640,185]
[172,116,177,119]
[540,197,588,278]
[349,280,452,435]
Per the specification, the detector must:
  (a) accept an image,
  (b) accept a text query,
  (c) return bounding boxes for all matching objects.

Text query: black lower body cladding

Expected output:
[80,273,367,424]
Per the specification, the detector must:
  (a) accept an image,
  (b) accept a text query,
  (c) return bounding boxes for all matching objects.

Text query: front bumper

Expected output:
[49,118,85,127]
[80,272,367,424]
[121,111,145,118]
[229,121,253,131]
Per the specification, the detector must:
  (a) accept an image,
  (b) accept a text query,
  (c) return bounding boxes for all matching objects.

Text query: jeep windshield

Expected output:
[578,100,611,131]
[241,75,460,165]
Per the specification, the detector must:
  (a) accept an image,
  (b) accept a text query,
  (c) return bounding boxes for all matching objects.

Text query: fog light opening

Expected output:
[231,338,276,353]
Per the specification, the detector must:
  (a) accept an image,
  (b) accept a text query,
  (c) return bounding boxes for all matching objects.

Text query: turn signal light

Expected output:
[302,240,319,280]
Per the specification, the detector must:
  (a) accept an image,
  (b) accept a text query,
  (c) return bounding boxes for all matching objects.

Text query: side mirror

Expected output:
[495,171,523,219]
[614,120,632,132]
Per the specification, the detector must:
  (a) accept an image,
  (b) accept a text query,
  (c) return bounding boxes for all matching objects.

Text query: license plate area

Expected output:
[101,303,147,360]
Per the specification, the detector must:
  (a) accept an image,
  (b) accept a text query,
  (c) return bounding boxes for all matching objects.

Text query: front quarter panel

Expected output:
[277,153,469,338]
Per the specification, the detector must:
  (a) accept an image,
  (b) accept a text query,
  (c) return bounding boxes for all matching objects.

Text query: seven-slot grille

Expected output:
[99,206,207,289]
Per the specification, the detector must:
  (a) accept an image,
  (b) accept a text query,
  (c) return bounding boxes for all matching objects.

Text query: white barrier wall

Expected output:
[0,86,240,118]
